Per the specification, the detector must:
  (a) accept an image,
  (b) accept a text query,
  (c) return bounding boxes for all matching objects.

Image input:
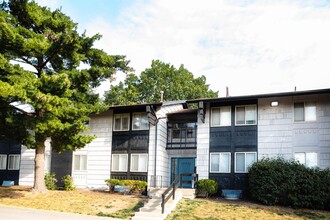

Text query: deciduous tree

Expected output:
[104,60,218,105]
[0,0,130,192]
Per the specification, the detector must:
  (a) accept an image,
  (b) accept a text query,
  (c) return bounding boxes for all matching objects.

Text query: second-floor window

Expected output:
[294,102,316,122]
[211,106,231,126]
[167,122,197,149]
[132,113,149,130]
[114,113,130,131]
[235,105,257,125]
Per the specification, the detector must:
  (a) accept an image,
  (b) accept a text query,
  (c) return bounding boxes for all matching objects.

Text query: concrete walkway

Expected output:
[0,205,120,220]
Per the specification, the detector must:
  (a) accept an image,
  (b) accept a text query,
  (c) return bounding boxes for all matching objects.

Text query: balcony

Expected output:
[167,122,197,149]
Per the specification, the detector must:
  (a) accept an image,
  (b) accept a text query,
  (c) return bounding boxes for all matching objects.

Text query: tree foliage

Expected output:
[0,0,130,192]
[104,60,218,105]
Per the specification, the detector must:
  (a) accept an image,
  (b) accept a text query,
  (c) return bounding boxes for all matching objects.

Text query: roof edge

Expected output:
[187,88,330,103]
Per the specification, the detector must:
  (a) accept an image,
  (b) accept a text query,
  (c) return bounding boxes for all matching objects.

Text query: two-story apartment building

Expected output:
[2,88,329,196]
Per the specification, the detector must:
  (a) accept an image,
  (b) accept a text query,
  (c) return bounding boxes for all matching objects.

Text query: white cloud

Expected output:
[47,0,330,97]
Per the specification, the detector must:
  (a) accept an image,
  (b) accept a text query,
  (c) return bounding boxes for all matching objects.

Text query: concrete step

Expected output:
[143,201,162,208]
[146,198,162,203]
[133,211,165,218]
[131,216,164,220]
[140,206,162,212]
[132,187,184,220]
[181,188,196,199]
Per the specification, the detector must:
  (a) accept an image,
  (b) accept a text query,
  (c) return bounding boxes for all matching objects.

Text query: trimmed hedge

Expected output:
[105,179,147,194]
[105,179,122,192]
[121,179,147,193]
[249,158,330,210]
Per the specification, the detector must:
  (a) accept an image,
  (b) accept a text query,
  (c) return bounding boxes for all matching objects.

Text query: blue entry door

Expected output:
[171,158,195,188]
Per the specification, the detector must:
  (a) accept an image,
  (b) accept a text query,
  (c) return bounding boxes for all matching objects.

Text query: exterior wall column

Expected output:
[196,103,210,180]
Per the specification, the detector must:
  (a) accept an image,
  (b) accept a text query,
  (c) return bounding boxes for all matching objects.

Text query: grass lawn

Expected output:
[0,186,145,219]
[1,187,329,220]
[166,198,330,220]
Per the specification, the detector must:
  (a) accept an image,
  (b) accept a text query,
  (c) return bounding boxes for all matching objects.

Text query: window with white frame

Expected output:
[130,154,148,172]
[235,152,256,173]
[235,105,257,125]
[111,154,128,172]
[0,155,7,170]
[113,113,130,131]
[294,152,317,168]
[210,152,231,173]
[294,102,316,122]
[8,154,20,170]
[211,106,231,126]
[73,155,87,171]
[132,113,149,130]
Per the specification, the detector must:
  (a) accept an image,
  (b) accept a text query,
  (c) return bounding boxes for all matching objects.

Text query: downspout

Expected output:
[154,122,157,187]
[154,91,164,187]
[146,105,160,187]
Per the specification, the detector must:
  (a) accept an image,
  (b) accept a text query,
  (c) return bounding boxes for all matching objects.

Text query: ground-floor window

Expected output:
[8,154,20,170]
[111,154,128,172]
[0,154,7,170]
[73,154,87,171]
[294,152,317,168]
[130,154,148,172]
[235,152,257,173]
[210,152,231,173]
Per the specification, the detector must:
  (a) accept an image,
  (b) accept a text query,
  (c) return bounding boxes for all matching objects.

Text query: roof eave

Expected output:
[187,88,330,104]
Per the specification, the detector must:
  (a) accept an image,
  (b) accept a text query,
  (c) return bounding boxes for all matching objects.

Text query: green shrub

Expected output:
[122,180,147,193]
[196,179,218,197]
[62,175,76,191]
[249,158,330,210]
[44,173,57,190]
[105,179,122,192]
[105,179,147,194]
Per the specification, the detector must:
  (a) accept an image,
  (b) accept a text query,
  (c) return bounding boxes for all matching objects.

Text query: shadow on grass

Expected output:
[0,186,30,199]
[293,210,329,219]
[97,200,145,219]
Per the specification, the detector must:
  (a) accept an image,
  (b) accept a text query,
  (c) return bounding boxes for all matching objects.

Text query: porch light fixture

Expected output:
[271,101,279,107]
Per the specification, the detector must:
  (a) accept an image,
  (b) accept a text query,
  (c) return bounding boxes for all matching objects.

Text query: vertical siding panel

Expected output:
[148,103,184,187]
[196,103,210,180]
[19,146,35,186]
[73,110,113,189]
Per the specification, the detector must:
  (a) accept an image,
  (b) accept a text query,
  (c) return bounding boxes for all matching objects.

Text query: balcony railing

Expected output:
[161,173,198,214]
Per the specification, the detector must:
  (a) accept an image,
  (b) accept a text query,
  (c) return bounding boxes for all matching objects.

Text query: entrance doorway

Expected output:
[171,157,196,188]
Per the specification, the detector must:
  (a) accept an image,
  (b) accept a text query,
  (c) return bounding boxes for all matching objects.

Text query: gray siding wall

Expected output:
[196,102,210,180]
[19,139,51,186]
[258,93,330,169]
[73,110,113,189]
[148,104,184,187]
[19,146,35,186]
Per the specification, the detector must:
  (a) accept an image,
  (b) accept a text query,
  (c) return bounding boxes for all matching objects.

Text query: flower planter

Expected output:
[114,185,130,193]
[221,189,242,200]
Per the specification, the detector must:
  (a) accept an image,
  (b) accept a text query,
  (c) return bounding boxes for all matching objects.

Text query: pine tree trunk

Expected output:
[32,142,47,193]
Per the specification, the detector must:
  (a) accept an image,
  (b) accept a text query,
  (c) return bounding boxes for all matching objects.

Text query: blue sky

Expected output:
[35,0,330,97]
